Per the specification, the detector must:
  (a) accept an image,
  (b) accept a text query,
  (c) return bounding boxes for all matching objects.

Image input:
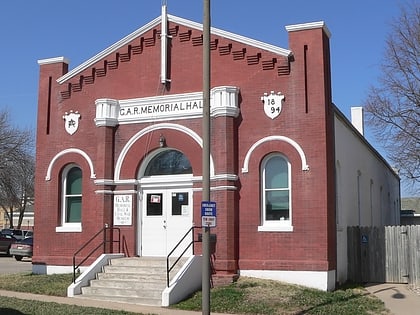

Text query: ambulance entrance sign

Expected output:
[201,201,216,227]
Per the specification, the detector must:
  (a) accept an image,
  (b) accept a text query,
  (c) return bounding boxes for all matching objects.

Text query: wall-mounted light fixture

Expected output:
[159,134,166,148]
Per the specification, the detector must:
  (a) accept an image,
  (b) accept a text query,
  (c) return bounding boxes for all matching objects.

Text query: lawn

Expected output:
[0,297,139,315]
[0,273,390,314]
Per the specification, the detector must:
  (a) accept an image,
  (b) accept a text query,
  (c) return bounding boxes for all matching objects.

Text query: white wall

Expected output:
[334,109,400,285]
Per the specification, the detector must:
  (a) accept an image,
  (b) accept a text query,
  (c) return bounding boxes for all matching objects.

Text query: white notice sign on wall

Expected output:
[114,195,132,226]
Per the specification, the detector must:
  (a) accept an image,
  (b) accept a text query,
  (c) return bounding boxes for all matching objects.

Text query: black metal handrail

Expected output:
[166,226,202,287]
[72,226,121,283]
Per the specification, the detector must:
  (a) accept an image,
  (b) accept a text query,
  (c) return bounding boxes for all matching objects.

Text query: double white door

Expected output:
[140,189,192,257]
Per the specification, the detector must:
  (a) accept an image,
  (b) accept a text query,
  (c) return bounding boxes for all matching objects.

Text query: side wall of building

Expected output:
[334,110,400,284]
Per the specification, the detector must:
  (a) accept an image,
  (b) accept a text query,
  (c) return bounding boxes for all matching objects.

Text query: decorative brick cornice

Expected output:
[58,15,292,99]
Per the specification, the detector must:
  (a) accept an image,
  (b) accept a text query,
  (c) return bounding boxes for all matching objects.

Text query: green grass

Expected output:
[173,277,390,315]
[0,273,72,296]
[0,297,141,315]
[0,273,390,315]
[0,273,150,315]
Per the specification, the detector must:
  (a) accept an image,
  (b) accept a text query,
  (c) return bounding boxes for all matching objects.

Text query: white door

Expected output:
[140,189,192,257]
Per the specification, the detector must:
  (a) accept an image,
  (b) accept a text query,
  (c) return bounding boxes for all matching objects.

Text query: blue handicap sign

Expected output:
[361,235,368,244]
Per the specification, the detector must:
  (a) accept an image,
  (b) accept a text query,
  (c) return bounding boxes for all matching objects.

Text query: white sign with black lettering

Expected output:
[114,195,132,226]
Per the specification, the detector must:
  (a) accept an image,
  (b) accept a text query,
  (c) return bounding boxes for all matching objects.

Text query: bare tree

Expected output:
[365,2,420,194]
[0,109,35,228]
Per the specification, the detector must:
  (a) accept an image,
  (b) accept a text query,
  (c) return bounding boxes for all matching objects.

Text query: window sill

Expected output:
[56,224,82,233]
[258,225,293,232]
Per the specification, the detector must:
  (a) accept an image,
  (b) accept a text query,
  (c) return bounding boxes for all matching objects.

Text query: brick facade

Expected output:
[34,13,361,291]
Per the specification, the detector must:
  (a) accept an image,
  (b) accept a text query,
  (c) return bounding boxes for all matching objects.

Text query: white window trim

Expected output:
[57,164,82,232]
[258,225,294,232]
[259,153,293,232]
[56,223,82,233]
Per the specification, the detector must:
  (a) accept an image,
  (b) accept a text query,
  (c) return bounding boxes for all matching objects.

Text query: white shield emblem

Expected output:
[63,110,81,135]
[261,91,285,119]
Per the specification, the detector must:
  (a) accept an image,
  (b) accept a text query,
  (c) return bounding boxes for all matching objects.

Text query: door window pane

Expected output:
[147,193,163,216]
[171,192,188,215]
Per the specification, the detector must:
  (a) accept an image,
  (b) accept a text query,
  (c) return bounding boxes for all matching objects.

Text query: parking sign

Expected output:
[201,201,216,227]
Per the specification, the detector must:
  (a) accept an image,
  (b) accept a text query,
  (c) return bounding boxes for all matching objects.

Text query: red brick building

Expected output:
[34,7,400,292]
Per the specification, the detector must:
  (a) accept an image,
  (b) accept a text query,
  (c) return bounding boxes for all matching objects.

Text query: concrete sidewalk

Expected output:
[365,283,420,315]
[2,284,419,315]
[0,290,229,315]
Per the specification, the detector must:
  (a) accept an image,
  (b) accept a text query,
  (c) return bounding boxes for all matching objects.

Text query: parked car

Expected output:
[0,234,17,255]
[9,237,33,261]
[1,229,26,240]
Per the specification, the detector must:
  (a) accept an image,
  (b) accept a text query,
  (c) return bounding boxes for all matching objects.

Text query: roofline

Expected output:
[333,104,400,181]
[56,14,292,84]
[170,15,292,57]
[38,56,69,65]
[285,21,331,38]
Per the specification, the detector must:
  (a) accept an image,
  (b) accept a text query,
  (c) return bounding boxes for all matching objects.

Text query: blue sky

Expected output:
[0,0,412,194]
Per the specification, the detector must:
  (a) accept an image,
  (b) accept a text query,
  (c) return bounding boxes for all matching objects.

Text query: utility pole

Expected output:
[202,0,211,314]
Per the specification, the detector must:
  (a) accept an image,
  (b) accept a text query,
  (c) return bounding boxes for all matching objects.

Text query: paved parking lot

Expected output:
[0,255,32,274]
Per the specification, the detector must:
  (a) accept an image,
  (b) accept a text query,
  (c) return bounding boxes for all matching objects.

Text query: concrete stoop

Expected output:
[78,257,184,306]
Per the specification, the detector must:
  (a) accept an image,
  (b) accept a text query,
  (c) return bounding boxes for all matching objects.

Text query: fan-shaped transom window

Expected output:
[145,149,192,176]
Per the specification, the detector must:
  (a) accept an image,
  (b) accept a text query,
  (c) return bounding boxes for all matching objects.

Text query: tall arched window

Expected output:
[259,153,292,232]
[57,164,82,232]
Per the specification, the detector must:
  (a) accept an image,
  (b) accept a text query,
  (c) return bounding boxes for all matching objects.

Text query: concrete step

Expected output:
[110,257,166,267]
[97,272,166,281]
[76,293,162,306]
[110,256,186,268]
[89,279,167,290]
[102,265,167,274]
[81,286,163,299]
[79,256,186,306]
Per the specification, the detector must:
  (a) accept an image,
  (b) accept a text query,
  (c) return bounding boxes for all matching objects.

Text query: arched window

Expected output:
[259,153,292,232]
[144,149,192,176]
[57,164,82,232]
